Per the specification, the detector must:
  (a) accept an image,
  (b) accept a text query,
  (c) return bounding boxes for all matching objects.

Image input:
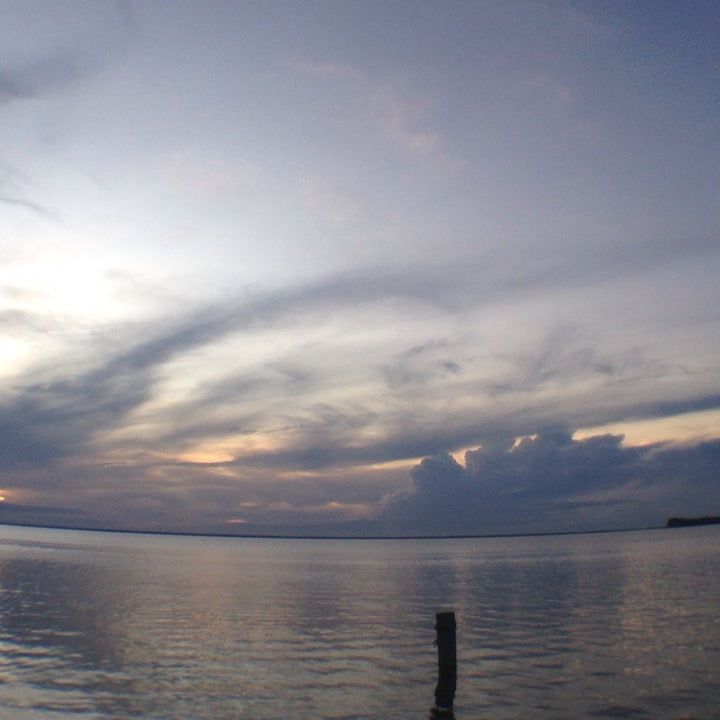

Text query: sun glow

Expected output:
[575,409,720,447]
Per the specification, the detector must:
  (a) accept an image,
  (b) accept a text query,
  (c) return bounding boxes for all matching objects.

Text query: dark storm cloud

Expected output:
[381,435,720,536]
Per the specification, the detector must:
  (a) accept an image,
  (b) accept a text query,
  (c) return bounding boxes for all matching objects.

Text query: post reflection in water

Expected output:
[0,526,718,719]
[429,704,456,720]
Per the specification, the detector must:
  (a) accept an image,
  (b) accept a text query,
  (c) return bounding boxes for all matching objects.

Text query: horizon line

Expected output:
[0,520,666,542]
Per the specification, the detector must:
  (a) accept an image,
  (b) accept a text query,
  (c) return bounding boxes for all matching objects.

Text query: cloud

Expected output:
[0,195,59,219]
[381,340,463,390]
[0,444,406,534]
[0,4,134,216]
[1,258,718,535]
[293,59,458,169]
[0,48,91,217]
[381,434,720,536]
[3,261,716,476]
[0,309,60,334]
[0,159,58,219]
[366,84,445,158]
[0,269,453,469]
[0,51,86,104]
[200,381,720,478]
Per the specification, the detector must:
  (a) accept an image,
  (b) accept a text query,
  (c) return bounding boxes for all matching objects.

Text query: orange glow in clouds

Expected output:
[575,409,720,447]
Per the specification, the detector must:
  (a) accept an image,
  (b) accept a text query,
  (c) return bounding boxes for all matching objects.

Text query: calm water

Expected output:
[0,525,718,719]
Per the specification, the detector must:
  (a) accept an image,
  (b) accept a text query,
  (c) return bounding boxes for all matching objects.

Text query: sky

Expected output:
[1,0,719,536]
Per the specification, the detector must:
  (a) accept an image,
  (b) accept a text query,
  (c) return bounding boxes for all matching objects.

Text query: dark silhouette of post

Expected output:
[432,610,456,717]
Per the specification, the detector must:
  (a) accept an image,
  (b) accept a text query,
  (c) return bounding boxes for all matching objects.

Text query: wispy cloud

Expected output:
[0,269,453,470]
[0,2,717,539]
[0,159,57,219]
[0,195,59,219]
[293,60,460,169]
[2,253,718,479]
[0,51,85,104]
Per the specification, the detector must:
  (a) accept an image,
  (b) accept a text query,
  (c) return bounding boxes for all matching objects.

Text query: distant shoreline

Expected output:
[0,520,666,542]
[667,515,720,528]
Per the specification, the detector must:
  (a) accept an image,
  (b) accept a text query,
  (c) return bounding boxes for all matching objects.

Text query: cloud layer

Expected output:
[0,2,719,535]
[383,434,720,536]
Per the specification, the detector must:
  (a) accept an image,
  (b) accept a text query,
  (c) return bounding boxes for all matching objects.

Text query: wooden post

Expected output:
[433,610,456,714]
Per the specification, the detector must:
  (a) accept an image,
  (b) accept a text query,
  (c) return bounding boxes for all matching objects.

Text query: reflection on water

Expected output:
[0,526,718,719]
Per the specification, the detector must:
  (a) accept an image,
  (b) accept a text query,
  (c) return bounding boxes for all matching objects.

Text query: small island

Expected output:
[666,516,720,528]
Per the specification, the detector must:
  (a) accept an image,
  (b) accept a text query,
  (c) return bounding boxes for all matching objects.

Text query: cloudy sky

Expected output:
[1,1,719,536]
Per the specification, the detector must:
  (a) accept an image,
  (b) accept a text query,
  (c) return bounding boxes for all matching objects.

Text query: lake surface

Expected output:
[0,525,717,719]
